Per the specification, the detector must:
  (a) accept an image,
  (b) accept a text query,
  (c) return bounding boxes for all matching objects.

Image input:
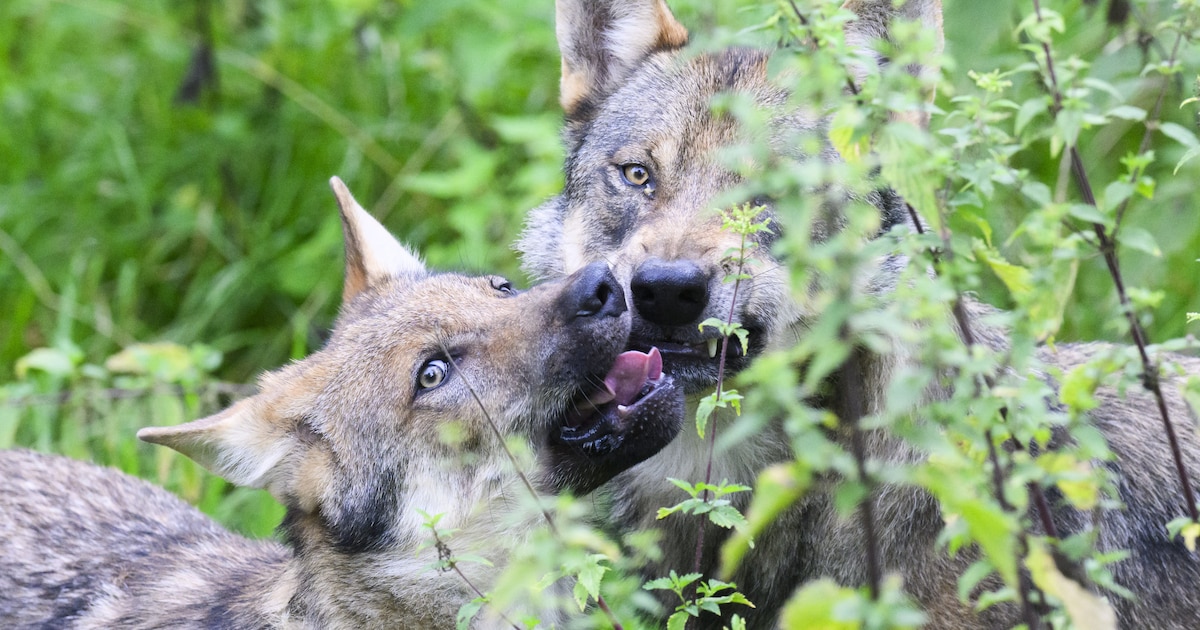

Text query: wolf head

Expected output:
[139,178,684,557]
[518,0,942,394]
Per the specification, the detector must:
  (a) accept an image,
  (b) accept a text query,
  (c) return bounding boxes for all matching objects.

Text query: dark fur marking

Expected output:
[325,466,400,554]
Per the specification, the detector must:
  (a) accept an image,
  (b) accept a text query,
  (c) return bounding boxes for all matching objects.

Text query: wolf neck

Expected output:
[277,458,544,627]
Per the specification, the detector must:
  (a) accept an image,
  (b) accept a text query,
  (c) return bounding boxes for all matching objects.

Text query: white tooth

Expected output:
[707,338,719,358]
[617,405,630,419]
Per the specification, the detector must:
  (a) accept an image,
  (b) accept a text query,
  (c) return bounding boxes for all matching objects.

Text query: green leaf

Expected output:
[1060,364,1100,413]
[573,580,590,612]
[1067,203,1110,226]
[1119,226,1162,258]
[576,554,608,601]
[1105,105,1146,121]
[697,391,720,439]
[779,579,859,629]
[456,597,487,630]
[708,503,749,531]
[1027,541,1118,629]
[721,464,810,576]
[15,347,80,380]
[977,248,1032,297]
[1015,97,1048,135]
[667,612,690,630]
[957,499,1019,589]
[1161,122,1200,149]
[1175,146,1200,175]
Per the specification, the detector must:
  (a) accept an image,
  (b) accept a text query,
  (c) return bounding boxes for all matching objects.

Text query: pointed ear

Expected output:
[842,0,943,126]
[328,176,426,303]
[555,0,688,118]
[137,398,295,496]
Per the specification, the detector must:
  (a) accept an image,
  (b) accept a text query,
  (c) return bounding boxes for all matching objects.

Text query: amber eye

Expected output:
[620,163,651,187]
[418,359,449,390]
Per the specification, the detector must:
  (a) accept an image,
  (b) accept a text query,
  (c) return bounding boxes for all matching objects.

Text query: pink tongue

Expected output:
[603,347,663,406]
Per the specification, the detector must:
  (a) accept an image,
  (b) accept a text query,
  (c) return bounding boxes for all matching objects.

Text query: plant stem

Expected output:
[692,231,748,579]
[1031,0,1199,523]
[451,350,626,630]
[839,345,882,600]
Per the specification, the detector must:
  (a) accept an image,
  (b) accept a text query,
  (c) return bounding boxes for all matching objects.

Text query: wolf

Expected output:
[0,177,684,628]
[517,0,1200,628]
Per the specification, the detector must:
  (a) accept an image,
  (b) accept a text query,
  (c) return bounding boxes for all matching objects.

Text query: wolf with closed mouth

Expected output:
[518,0,1200,628]
[0,177,684,628]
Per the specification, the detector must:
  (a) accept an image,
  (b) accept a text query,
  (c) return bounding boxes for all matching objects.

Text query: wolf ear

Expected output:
[555,0,688,118]
[137,397,298,497]
[328,176,426,303]
[842,0,943,125]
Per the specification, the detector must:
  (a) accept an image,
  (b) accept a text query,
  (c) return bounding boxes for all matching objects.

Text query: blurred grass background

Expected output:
[1,0,1197,536]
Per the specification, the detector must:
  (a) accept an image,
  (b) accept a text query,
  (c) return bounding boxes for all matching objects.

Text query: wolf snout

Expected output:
[564,261,626,319]
[630,258,710,326]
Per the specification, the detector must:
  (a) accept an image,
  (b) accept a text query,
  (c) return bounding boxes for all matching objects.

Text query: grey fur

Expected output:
[0,178,684,629]
[517,1,1200,628]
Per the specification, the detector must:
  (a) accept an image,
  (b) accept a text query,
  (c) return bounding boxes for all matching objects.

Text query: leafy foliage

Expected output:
[4,0,1200,628]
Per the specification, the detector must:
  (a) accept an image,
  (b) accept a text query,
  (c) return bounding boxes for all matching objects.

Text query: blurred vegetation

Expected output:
[1,0,1197,584]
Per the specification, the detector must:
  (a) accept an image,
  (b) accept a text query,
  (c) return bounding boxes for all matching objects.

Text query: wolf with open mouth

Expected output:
[518,0,1200,628]
[0,178,685,628]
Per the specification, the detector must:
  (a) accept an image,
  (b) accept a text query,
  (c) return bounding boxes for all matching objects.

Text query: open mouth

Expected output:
[561,347,671,454]
[625,322,765,393]
[547,347,684,494]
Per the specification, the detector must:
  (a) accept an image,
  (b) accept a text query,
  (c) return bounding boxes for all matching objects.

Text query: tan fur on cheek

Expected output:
[291,447,332,513]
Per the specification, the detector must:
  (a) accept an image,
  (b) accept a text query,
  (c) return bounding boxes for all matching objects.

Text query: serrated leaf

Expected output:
[576,555,607,601]
[573,580,590,612]
[1119,226,1161,257]
[667,612,690,630]
[708,504,749,531]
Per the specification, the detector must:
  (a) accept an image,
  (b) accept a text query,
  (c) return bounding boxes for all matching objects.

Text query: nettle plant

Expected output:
[426,1,1200,628]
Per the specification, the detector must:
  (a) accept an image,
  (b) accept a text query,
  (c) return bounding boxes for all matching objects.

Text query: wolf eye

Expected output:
[490,277,516,295]
[418,359,449,390]
[620,163,652,187]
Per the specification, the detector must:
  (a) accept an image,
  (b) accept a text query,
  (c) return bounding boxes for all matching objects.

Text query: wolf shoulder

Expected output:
[0,449,288,629]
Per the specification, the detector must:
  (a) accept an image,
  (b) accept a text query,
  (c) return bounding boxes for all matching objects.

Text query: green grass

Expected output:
[2,0,1197,549]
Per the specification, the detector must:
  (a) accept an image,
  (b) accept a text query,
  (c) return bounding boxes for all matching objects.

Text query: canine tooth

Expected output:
[707,338,719,358]
[617,404,630,419]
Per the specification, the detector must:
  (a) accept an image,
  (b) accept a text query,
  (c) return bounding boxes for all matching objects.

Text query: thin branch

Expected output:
[1031,0,1199,523]
[689,227,749,628]
[1113,29,1188,233]
[448,349,626,630]
[839,346,883,600]
[429,526,522,630]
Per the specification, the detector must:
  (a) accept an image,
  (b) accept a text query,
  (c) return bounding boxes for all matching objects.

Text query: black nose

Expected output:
[564,262,626,319]
[630,258,709,327]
